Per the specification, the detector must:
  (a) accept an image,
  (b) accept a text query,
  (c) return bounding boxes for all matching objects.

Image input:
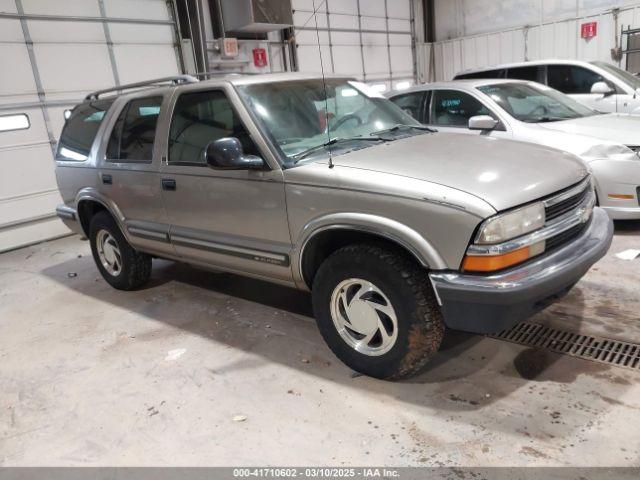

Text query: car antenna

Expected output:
[311,0,334,169]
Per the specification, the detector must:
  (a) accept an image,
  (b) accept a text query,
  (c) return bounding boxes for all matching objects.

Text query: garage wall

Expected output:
[433,3,640,80]
[292,0,416,91]
[0,0,181,252]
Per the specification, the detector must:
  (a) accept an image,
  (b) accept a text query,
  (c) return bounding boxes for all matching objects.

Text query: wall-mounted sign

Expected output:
[581,22,598,40]
[221,37,238,58]
[253,48,268,68]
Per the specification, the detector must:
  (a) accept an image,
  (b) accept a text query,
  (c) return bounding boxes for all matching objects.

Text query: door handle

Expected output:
[162,179,176,191]
[102,174,112,185]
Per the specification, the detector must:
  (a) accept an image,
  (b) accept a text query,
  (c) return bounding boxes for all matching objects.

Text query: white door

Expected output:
[0,0,182,253]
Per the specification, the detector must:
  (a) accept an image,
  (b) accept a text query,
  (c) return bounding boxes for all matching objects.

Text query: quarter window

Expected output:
[547,65,605,94]
[430,90,496,127]
[168,90,258,165]
[106,97,162,163]
[57,100,113,161]
[390,92,425,121]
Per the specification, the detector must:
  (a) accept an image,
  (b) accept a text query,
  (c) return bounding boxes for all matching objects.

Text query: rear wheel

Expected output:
[312,244,444,380]
[89,211,151,290]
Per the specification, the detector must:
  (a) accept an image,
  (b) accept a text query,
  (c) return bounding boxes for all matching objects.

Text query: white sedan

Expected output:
[388,79,640,220]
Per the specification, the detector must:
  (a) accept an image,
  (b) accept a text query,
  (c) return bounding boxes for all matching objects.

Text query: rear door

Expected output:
[159,85,292,282]
[389,91,428,122]
[96,94,174,256]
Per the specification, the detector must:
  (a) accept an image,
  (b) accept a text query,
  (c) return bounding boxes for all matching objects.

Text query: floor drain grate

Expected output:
[490,322,640,371]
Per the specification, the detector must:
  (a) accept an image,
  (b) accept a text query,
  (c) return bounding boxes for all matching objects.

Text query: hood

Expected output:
[537,114,640,147]
[329,133,587,212]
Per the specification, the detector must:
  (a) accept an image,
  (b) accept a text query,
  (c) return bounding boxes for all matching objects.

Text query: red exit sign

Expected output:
[581,21,598,39]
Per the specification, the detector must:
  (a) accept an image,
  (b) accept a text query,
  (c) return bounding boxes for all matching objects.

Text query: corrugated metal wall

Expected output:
[432,3,640,81]
[292,0,416,91]
[0,0,181,252]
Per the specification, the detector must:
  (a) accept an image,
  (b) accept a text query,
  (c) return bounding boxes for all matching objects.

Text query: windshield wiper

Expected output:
[531,116,568,123]
[371,124,437,136]
[292,136,384,162]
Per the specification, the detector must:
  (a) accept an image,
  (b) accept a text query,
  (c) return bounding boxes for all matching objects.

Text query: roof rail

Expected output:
[190,70,260,79]
[84,75,199,101]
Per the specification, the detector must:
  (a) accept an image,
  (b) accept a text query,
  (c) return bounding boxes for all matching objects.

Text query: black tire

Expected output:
[89,211,152,291]
[312,244,444,380]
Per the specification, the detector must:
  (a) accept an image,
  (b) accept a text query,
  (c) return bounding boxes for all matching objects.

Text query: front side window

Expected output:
[57,100,113,161]
[591,61,640,90]
[547,65,605,94]
[478,82,596,123]
[168,90,258,165]
[237,79,422,164]
[389,92,425,121]
[106,96,162,163]
[430,90,496,127]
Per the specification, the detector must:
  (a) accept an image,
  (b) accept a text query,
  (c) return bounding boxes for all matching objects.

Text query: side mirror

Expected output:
[469,115,498,131]
[591,81,614,96]
[205,137,264,170]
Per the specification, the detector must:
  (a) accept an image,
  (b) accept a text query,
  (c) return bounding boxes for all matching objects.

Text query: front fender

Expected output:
[291,212,448,289]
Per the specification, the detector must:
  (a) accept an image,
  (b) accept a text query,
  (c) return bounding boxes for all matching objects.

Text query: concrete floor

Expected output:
[0,222,639,467]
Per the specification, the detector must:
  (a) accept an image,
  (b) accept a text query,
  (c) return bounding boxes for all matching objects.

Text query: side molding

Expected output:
[292,212,447,290]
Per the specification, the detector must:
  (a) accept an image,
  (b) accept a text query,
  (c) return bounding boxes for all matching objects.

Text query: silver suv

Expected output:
[55,73,613,379]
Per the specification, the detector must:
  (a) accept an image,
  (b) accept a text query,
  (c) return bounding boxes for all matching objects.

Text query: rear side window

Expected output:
[455,69,506,80]
[389,92,425,122]
[547,65,605,94]
[57,100,113,161]
[506,66,542,82]
[168,90,258,165]
[106,96,163,163]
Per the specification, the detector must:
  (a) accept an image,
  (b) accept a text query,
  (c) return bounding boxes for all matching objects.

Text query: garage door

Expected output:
[0,0,182,252]
[292,0,416,91]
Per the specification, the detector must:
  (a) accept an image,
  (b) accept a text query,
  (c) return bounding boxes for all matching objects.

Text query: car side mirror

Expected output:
[591,81,614,96]
[205,137,264,170]
[469,115,498,131]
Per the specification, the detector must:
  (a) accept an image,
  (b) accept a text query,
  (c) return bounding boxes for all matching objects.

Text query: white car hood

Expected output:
[537,114,640,147]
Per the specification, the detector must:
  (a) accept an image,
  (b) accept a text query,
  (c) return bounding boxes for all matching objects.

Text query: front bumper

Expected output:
[429,207,613,334]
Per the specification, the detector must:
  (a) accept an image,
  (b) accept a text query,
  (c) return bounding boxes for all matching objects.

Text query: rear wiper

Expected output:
[293,136,384,162]
[371,124,437,136]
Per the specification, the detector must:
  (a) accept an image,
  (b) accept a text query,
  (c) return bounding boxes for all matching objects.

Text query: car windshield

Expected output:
[237,79,425,164]
[591,61,640,90]
[477,82,597,123]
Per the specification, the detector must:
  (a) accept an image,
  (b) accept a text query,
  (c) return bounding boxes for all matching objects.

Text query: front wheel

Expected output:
[312,244,444,380]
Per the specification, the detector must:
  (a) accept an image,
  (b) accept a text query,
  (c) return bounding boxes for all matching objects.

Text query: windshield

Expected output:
[237,79,423,164]
[591,61,640,90]
[477,82,597,123]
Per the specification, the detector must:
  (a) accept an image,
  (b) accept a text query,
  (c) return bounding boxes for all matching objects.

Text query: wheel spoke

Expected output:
[369,301,394,320]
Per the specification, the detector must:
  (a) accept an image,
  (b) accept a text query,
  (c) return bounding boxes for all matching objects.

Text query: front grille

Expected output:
[544,180,591,221]
[545,222,587,252]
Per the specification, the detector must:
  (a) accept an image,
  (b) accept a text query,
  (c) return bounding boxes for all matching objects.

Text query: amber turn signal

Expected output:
[462,241,546,273]
[607,194,635,200]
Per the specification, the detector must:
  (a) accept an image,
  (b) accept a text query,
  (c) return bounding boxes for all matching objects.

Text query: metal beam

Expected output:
[14,0,57,156]
[0,11,175,25]
[98,0,121,87]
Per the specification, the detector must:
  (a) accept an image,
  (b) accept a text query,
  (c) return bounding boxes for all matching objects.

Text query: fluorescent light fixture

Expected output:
[64,109,72,120]
[0,113,29,132]
[341,88,358,97]
[395,81,411,90]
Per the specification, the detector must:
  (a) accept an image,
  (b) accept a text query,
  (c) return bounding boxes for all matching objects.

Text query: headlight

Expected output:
[475,202,545,244]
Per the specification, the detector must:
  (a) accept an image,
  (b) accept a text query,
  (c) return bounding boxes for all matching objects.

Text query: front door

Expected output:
[159,86,292,282]
[426,89,512,140]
